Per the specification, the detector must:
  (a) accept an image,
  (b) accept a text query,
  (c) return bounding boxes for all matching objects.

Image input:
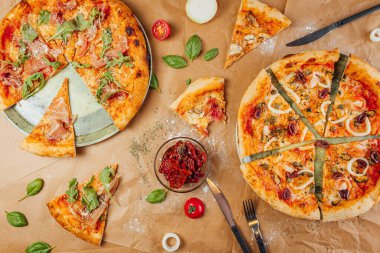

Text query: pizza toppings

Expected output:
[370,150,380,164]
[315,140,329,148]
[318,88,329,99]
[22,72,45,99]
[279,188,291,200]
[291,169,314,190]
[66,178,79,203]
[287,121,298,136]
[345,114,371,136]
[347,157,369,177]
[21,23,38,43]
[253,103,265,119]
[310,72,331,88]
[0,62,22,87]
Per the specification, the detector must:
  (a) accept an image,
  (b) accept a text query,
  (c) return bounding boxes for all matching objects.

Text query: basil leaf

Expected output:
[101,27,112,58]
[21,23,38,43]
[162,55,187,69]
[19,178,44,201]
[22,72,45,99]
[146,189,167,204]
[65,178,79,203]
[185,78,191,87]
[38,10,50,26]
[71,61,91,69]
[74,13,90,31]
[48,20,76,43]
[149,74,159,89]
[25,241,54,253]
[43,58,62,71]
[89,7,101,25]
[105,53,134,69]
[204,48,219,61]
[82,182,100,212]
[99,166,115,195]
[5,211,28,227]
[185,34,201,61]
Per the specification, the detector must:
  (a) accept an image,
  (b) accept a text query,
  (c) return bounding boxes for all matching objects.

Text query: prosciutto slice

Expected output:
[23,57,51,76]
[46,97,70,141]
[0,62,22,87]
[105,37,128,58]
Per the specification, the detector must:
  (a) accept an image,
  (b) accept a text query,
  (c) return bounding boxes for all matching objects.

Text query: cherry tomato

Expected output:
[152,19,171,41]
[184,197,205,219]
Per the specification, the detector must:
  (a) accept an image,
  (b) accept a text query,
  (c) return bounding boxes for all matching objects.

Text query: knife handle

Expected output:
[335,4,380,28]
[231,225,251,253]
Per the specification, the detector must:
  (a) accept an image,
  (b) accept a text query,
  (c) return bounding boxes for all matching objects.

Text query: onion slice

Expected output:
[268,94,292,114]
[310,72,331,88]
[345,114,371,136]
[264,137,278,151]
[320,101,331,117]
[370,28,380,42]
[347,157,369,177]
[292,169,314,190]
[186,0,218,24]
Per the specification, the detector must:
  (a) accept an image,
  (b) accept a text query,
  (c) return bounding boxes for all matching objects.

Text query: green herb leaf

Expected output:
[43,58,62,71]
[99,166,115,195]
[96,71,124,103]
[5,211,28,227]
[162,55,187,69]
[38,10,50,26]
[185,34,202,61]
[74,13,90,31]
[25,241,54,253]
[149,74,159,89]
[48,20,76,43]
[22,72,45,99]
[101,27,112,58]
[71,61,91,69]
[89,7,101,25]
[21,23,38,43]
[65,178,79,203]
[145,189,167,204]
[185,78,191,87]
[105,53,134,69]
[19,178,44,201]
[204,48,219,61]
[81,177,100,212]
[14,40,30,68]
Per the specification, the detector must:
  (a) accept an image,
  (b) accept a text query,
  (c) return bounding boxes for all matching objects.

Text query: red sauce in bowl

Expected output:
[159,140,207,189]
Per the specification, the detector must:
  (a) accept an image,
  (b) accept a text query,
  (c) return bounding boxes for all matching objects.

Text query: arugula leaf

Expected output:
[71,61,91,69]
[65,178,79,203]
[89,7,101,25]
[21,23,38,43]
[99,166,115,195]
[38,10,50,26]
[22,72,45,99]
[14,40,30,68]
[185,34,202,61]
[81,175,99,212]
[185,78,191,87]
[149,74,159,89]
[101,27,112,58]
[74,13,90,31]
[105,53,134,69]
[48,20,77,43]
[43,57,62,70]
[96,71,125,104]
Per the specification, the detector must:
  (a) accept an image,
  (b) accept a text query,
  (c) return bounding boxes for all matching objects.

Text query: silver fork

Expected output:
[243,199,267,253]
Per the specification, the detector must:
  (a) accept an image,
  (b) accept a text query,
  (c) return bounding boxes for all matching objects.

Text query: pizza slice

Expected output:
[270,49,340,137]
[47,164,120,245]
[325,54,380,138]
[21,78,75,157]
[238,69,314,158]
[320,140,380,222]
[0,1,67,110]
[225,0,291,68]
[170,77,226,136]
[241,146,320,219]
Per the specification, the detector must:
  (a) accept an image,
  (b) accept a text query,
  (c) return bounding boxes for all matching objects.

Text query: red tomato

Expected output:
[152,19,171,41]
[184,197,205,219]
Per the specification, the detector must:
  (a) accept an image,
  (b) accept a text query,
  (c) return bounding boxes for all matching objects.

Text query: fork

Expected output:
[243,199,267,253]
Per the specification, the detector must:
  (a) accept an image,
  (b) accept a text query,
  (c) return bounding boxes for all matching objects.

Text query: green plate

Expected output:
[3,16,152,147]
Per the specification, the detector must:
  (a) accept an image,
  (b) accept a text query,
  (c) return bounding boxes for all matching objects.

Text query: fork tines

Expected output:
[243,199,257,220]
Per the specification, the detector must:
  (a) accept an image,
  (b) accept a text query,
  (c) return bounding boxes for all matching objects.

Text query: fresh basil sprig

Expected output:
[5,211,28,227]
[38,10,50,26]
[204,48,219,61]
[66,178,79,203]
[185,34,202,62]
[25,241,54,253]
[149,74,159,90]
[71,61,91,69]
[162,55,187,69]
[22,72,45,99]
[99,166,115,196]
[21,23,38,43]
[81,176,100,212]
[105,53,134,69]
[146,189,167,204]
[19,178,44,201]
[185,78,191,87]
[101,27,112,58]
[43,58,62,71]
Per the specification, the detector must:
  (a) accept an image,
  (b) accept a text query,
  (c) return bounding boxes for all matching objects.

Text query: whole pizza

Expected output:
[237,49,380,221]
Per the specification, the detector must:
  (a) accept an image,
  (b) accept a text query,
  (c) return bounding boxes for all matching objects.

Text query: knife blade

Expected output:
[206,178,251,253]
[287,4,380,47]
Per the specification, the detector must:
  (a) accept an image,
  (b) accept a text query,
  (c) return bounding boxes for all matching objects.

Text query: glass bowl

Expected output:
[154,137,210,193]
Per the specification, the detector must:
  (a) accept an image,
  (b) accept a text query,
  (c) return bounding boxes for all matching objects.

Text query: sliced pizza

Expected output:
[320,140,380,222]
[170,77,226,136]
[0,1,67,110]
[225,0,291,68]
[47,164,119,245]
[21,78,75,157]
[325,54,380,138]
[270,49,340,137]
[241,147,319,219]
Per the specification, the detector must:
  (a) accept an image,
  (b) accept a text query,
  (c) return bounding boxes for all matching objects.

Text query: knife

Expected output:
[206,178,251,253]
[287,4,380,47]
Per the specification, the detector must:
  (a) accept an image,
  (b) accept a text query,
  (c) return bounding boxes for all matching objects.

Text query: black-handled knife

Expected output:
[287,4,380,47]
[207,178,251,253]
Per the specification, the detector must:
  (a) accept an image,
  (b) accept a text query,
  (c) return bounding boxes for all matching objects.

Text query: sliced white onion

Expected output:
[264,137,278,151]
[285,87,301,104]
[263,125,270,136]
[268,94,292,114]
[300,119,325,141]
[345,115,371,136]
[284,72,295,83]
[370,28,380,42]
[335,178,351,191]
[329,108,349,124]
[328,191,342,204]
[310,72,331,88]
[186,0,218,24]
[293,169,314,190]
[320,101,331,117]
[284,165,295,173]
[347,157,369,177]
[162,233,181,252]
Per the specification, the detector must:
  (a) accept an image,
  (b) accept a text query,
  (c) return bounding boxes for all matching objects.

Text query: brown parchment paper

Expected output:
[1,0,380,252]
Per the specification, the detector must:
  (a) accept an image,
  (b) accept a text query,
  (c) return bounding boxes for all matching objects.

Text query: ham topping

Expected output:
[0,62,22,87]
[23,57,51,76]
[58,0,77,10]
[91,49,107,69]
[75,26,98,57]
[46,97,70,141]
[49,11,64,25]
[105,37,128,58]
[27,40,49,57]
